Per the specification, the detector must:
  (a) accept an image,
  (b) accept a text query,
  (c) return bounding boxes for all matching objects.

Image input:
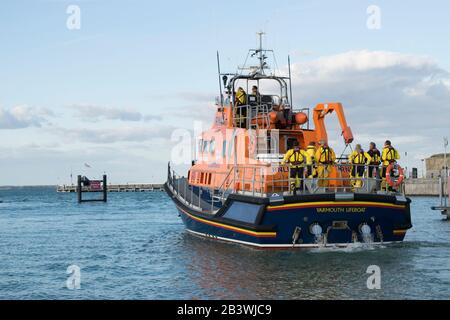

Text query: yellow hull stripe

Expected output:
[268,201,406,211]
[177,206,277,238]
[393,229,407,235]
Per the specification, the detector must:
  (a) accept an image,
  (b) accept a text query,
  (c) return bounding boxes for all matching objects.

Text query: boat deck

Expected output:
[167,177,221,213]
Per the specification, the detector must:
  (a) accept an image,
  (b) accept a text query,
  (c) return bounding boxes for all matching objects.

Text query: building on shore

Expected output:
[405,153,449,196]
[425,153,450,179]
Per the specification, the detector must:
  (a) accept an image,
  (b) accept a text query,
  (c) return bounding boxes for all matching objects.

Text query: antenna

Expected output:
[256,31,267,74]
[288,55,294,122]
[238,32,278,75]
[216,51,223,107]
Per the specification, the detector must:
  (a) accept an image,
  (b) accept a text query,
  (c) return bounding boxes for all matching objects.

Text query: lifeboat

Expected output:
[164,35,412,248]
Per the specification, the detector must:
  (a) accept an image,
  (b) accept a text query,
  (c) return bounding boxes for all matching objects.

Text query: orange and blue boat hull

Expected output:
[165,184,412,248]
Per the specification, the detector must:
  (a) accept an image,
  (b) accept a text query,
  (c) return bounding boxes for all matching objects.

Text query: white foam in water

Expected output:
[309,226,379,252]
[310,241,385,253]
[360,224,374,244]
[362,233,374,244]
[314,234,324,245]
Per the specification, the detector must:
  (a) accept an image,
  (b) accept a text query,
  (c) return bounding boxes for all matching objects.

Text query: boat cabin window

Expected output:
[210,139,215,154]
[271,95,281,106]
[202,140,209,153]
[227,138,234,158]
[196,172,213,185]
[222,141,227,158]
[230,77,290,129]
[222,201,262,224]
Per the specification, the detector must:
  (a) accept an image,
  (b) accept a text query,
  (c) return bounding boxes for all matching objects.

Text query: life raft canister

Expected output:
[386,163,404,187]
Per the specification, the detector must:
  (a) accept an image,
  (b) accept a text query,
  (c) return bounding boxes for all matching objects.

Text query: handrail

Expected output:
[168,163,230,214]
[211,166,236,212]
[167,161,405,215]
[215,166,235,194]
[234,103,271,129]
[214,163,403,197]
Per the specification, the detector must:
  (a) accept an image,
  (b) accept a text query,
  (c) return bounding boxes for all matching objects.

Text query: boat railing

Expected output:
[213,163,405,201]
[234,103,271,129]
[167,164,201,211]
[167,162,406,214]
[167,163,227,214]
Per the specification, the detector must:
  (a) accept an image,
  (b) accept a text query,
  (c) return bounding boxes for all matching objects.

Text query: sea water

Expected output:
[0,186,450,299]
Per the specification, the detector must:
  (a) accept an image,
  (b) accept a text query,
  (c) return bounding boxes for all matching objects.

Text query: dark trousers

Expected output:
[382,161,397,178]
[290,167,304,190]
[351,165,365,177]
[381,166,387,178]
[368,164,379,178]
[306,164,315,177]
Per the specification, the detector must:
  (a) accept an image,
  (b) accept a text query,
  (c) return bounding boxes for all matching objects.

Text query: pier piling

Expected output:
[76,174,108,203]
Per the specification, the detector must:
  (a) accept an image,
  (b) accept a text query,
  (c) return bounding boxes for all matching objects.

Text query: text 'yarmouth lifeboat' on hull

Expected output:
[165,34,412,249]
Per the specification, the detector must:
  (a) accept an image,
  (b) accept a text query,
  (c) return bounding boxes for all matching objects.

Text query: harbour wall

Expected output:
[405,178,449,196]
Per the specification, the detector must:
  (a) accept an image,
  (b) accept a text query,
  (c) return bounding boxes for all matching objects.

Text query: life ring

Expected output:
[386,163,404,187]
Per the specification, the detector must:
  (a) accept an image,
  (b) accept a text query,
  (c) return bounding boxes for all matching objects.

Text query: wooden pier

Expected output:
[57,183,165,193]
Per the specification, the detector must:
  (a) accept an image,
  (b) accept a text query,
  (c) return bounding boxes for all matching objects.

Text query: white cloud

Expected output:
[164,103,217,124]
[297,50,437,75]
[68,104,162,122]
[0,105,53,129]
[50,125,175,144]
[153,91,216,103]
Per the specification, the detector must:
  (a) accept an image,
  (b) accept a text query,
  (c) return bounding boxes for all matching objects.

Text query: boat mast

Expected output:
[288,55,293,114]
[256,31,265,75]
[216,51,223,107]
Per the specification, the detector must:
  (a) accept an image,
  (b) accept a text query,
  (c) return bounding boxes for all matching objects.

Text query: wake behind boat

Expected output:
[165,34,412,248]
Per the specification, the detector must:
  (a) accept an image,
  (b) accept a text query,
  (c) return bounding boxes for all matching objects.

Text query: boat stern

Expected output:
[262,193,412,247]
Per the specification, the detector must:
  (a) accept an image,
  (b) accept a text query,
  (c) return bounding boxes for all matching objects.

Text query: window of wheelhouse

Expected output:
[210,138,215,154]
[222,140,227,158]
[198,139,203,157]
[230,77,291,130]
[231,78,288,110]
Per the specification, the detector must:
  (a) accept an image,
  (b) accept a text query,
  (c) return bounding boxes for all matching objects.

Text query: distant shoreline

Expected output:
[0,183,164,188]
[0,184,57,188]
[0,185,57,188]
